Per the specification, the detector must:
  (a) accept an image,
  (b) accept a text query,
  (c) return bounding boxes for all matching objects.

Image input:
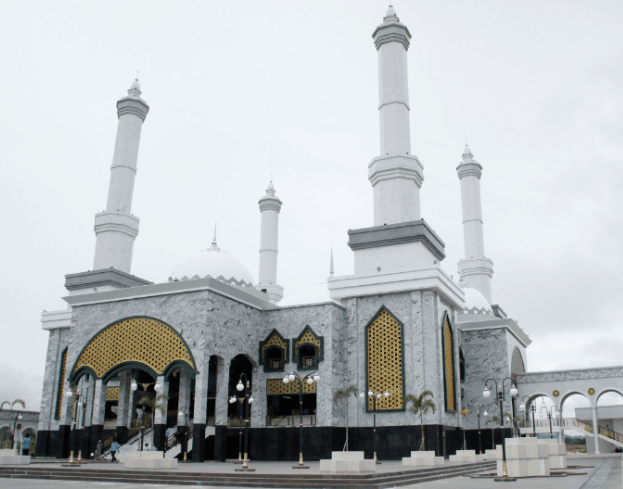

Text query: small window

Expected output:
[298,344,317,369]
[459,349,465,383]
[266,346,284,371]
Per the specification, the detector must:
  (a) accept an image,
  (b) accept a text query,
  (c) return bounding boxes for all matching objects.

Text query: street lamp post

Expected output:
[283,371,319,469]
[518,396,530,437]
[11,412,23,451]
[543,405,559,440]
[367,389,390,464]
[233,374,255,472]
[483,378,518,480]
[477,406,488,455]
[177,409,189,461]
[65,387,81,465]
[131,378,161,451]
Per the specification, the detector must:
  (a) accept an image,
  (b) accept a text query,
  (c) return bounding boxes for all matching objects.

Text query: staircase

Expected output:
[103,427,154,457]
[0,461,495,488]
[565,418,623,449]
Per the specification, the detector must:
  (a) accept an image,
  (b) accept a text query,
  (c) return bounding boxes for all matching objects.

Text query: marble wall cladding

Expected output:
[263,303,345,427]
[39,328,71,432]
[461,328,513,430]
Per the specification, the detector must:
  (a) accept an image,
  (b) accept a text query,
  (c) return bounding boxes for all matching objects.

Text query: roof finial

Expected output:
[209,223,220,251]
[330,246,334,275]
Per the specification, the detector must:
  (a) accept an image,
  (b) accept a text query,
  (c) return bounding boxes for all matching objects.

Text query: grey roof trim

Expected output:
[276,300,346,311]
[65,268,153,291]
[63,276,278,311]
[456,317,532,347]
[516,365,623,379]
[347,220,445,261]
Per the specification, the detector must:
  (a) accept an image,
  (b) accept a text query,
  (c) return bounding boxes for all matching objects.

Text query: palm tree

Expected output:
[459,408,470,450]
[134,394,168,451]
[1,399,26,449]
[333,384,358,451]
[405,391,436,451]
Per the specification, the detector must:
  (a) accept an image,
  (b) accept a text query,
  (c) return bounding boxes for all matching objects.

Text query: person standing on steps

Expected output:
[21,435,31,456]
[95,440,102,460]
[110,440,119,462]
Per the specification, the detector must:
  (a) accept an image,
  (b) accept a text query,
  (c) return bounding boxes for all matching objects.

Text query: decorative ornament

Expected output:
[588,388,595,395]
[552,390,559,397]
[16,424,22,430]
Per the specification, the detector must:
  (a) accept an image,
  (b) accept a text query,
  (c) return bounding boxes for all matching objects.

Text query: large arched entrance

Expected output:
[64,317,197,457]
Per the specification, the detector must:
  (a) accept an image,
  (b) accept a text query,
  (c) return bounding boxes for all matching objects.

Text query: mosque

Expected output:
[35,6,531,462]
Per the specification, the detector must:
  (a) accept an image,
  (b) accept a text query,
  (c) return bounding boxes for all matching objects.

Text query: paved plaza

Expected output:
[0,457,620,489]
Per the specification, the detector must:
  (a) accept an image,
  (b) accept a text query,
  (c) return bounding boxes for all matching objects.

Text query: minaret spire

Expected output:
[257,179,284,303]
[369,5,423,225]
[457,144,494,302]
[329,246,334,275]
[93,78,149,273]
[209,223,220,251]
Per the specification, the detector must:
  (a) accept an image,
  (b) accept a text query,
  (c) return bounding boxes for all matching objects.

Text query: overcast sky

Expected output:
[1,1,622,417]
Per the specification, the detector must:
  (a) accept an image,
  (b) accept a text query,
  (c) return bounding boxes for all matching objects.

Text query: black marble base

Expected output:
[192,424,206,462]
[153,424,166,451]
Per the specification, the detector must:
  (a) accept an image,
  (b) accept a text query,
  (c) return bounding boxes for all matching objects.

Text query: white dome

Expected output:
[461,287,494,316]
[278,283,338,307]
[169,241,255,288]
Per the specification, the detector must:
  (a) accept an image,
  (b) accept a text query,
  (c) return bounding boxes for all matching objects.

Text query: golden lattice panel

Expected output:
[106,387,120,401]
[443,319,455,411]
[367,309,404,410]
[294,328,321,360]
[261,331,288,363]
[266,379,316,396]
[73,318,194,378]
[55,348,68,419]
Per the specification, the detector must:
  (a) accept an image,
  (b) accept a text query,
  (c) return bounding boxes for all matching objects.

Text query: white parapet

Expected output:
[319,451,376,473]
[0,449,30,465]
[121,451,178,469]
[496,438,550,478]
[402,450,444,466]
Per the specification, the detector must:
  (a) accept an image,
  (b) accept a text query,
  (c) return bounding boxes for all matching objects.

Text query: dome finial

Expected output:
[330,246,334,275]
[384,4,399,23]
[209,223,220,251]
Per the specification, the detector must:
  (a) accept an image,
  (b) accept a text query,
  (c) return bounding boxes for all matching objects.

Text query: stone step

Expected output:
[0,462,494,488]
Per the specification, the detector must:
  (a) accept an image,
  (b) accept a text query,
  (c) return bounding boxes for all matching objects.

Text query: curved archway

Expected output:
[69,317,196,383]
[596,388,623,404]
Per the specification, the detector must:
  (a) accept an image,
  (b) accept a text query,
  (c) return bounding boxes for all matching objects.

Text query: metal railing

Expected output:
[265,415,316,427]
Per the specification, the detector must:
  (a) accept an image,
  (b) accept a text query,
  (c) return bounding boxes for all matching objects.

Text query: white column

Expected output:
[93,79,149,273]
[91,380,107,426]
[369,7,424,226]
[154,376,168,425]
[457,145,494,302]
[591,405,600,454]
[193,369,208,425]
[83,378,95,427]
[116,372,132,428]
[257,181,284,303]
[215,358,229,426]
[178,370,191,423]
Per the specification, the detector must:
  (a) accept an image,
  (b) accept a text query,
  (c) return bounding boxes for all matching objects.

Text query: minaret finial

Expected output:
[266,178,276,196]
[330,246,334,275]
[462,143,474,163]
[384,5,399,23]
[128,75,141,98]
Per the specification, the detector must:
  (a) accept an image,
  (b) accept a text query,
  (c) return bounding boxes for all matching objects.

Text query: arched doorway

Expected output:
[226,355,253,459]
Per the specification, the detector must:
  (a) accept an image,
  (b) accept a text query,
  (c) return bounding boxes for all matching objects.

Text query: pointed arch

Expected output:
[54,347,68,419]
[259,329,289,372]
[442,312,456,412]
[293,326,324,370]
[365,306,405,412]
[511,347,525,382]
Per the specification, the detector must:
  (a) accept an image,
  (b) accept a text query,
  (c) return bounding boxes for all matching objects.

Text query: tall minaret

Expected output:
[457,144,494,302]
[93,79,149,273]
[369,5,424,226]
[257,180,283,303]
